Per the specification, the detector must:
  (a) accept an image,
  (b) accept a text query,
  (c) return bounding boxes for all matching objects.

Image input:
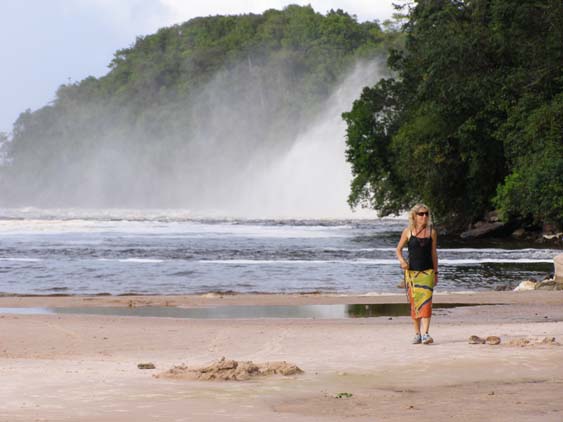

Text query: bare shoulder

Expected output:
[402,227,411,239]
[397,227,410,248]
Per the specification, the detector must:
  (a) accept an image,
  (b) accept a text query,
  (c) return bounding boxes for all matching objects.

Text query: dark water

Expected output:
[0,209,558,295]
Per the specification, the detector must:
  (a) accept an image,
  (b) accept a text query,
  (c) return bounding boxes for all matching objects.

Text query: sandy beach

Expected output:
[1,291,563,421]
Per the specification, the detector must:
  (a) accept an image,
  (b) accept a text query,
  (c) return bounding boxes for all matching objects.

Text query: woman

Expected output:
[396,204,438,344]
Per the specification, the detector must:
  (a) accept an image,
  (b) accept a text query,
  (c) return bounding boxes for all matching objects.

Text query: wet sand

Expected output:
[1,291,562,421]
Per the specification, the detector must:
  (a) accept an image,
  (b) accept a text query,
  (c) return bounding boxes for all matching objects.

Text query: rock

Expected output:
[486,211,500,223]
[138,362,156,370]
[513,280,537,291]
[486,336,501,345]
[511,228,526,239]
[555,254,563,283]
[460,222,507,239]
[534,279,561,291]
[468,335,486,344]
[543,223,558,235]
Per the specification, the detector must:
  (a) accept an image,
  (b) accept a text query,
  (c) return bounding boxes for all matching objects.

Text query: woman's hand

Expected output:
[396,228,409,271]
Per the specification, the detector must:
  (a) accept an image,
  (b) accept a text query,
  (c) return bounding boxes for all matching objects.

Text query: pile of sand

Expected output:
[156,357,303,381]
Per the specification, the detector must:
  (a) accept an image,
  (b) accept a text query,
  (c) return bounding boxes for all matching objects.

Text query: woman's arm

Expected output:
[396,228,409,270]
[431,228,438,284]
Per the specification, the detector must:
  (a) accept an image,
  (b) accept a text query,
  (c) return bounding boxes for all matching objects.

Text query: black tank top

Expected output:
[407,231,433,271]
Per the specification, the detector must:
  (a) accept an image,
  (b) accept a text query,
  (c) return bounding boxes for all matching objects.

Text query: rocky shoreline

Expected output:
[495,253,563,292]
[441,210,562,246]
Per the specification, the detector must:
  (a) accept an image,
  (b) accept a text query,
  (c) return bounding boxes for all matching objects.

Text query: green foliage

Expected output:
[494,93,563,225]
[344,0,563,229]
[343,79,405,215]
[1,6,397,207]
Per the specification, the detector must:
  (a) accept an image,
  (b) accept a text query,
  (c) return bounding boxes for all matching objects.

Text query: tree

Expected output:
[344,0,563,229]
[0,5,396,208]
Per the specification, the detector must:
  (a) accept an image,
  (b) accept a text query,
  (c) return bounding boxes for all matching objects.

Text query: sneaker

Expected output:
[422,333,434,344]
[412,333,422,344]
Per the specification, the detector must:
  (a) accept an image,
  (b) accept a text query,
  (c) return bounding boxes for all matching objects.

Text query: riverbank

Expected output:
[1,291,562,421]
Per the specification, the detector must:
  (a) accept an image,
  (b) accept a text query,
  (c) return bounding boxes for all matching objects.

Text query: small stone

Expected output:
[468,335,486,344]
[486,336,501,345]
[513,280,536,291]
[138,362,156,370]
[488,391,495,396]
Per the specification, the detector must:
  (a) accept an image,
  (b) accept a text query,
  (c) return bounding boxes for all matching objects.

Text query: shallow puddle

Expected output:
[0,303,484,319]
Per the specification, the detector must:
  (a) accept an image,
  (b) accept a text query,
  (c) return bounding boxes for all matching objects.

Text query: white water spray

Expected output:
[228,61,386,218]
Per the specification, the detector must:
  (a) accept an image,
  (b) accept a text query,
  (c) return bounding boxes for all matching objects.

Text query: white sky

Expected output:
[0,1,398,133]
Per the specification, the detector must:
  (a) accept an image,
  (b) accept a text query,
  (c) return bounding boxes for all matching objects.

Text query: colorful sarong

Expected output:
[406,269,435,320]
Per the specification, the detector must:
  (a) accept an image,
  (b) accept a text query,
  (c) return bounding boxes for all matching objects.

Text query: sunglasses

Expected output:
[416,212,429,216]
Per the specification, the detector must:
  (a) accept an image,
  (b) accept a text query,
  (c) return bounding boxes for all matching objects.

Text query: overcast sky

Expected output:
[0,1,398,133]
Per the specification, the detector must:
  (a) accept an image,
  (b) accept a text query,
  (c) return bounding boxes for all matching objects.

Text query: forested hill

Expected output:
[344,0,563,231]
[0,5,400,209]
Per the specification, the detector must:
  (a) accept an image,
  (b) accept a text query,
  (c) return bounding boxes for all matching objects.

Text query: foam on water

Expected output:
[0,216,359,238]
[0,209,559,296]
[197,258,554,265]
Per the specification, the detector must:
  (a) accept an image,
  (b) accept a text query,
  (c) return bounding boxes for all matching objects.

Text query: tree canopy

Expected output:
[344,0,563,230]
[0,5,401,208]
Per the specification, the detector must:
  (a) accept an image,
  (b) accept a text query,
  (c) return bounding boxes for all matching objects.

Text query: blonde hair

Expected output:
[408,203,433,232]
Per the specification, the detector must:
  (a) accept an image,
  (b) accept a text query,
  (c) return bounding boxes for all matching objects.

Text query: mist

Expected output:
[1,57,386,219]
[233,61,385,218]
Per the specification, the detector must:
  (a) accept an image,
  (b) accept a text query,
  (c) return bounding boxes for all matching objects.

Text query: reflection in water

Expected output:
[346,303,478,317]
[0,303,485,319]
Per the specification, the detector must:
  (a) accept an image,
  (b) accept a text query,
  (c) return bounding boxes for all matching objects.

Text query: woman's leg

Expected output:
[412,318,421,334]
[421,317,431,334]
